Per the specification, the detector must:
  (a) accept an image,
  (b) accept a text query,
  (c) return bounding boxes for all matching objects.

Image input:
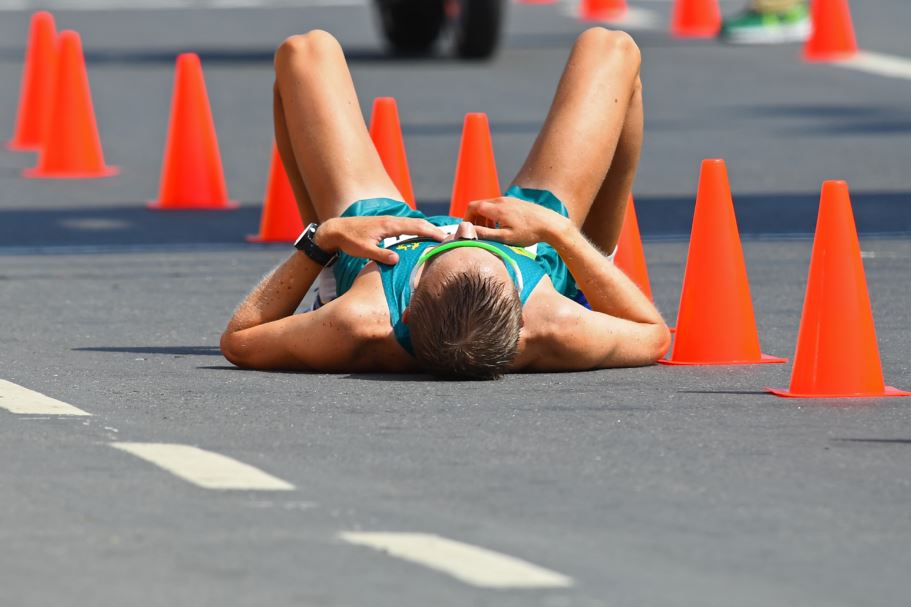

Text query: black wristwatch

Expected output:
[294,223,338,267]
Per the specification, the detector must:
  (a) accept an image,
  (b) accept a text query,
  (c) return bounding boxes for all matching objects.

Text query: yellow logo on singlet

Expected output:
[395,242,422,251]
[508,245,536,260]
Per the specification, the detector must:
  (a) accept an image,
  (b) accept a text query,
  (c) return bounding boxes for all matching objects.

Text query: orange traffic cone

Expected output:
[449,113,501,218]
[615,195,653,300]
[149,53,236,210]
[23,31,117,179]
[768,182,908,398]
[369,97,416,209]
[661,159,784,365]
[7,11,57,151]
[579,0,627,21]
[247,143,304,243]
[671,0,721,38]
[804,0,858,62]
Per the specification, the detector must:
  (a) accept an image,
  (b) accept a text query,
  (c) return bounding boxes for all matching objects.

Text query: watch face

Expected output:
[294,224,319,251]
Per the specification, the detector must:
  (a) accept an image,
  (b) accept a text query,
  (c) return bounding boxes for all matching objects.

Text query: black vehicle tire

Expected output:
[453,0,504,59]
[376,0,446,55]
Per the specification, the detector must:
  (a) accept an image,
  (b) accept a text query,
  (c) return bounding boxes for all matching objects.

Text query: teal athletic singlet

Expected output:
[329,186,579,355]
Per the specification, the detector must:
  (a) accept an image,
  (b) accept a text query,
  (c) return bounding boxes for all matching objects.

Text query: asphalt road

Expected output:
[1,1,911,606]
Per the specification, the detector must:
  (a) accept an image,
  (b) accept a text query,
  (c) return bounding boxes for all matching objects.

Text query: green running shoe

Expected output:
[720,5,811,44]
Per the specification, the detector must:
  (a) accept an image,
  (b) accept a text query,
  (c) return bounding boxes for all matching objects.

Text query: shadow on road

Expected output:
[830,438,911,445]
[74,346,223,356]
[3,191,910,251]
[677,390,771,396]
[731,103,911,137]
[341,373,434,382]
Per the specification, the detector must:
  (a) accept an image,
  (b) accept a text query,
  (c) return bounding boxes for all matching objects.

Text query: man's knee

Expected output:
[274,30,343,75]
[574,27,641,70]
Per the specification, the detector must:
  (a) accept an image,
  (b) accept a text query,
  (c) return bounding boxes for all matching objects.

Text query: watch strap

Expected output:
[294,223,337,267]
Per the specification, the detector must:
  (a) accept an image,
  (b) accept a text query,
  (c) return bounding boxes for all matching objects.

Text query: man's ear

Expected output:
[402,308,409,325]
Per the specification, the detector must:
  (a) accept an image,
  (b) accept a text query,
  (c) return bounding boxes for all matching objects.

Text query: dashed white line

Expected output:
[339,532,573,589]
[0,379,91,416]
[837,50,911,82]
[110,442,295,490]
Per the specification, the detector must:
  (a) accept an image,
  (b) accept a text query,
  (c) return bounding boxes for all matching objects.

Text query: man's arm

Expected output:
[221,249,328,369]
[221,215,445,370]
[545,218,663,325]
[518,282,669,370]
[468,197,670,369]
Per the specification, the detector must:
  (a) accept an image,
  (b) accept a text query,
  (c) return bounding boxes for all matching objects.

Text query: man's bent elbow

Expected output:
[649,323,672,363]
[220,330,254,369]
[220,331,241,367]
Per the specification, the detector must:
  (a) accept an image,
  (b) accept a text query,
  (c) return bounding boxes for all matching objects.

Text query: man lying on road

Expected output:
[221,28,670,379]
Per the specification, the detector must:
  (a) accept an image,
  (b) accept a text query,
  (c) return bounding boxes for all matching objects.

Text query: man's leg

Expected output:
[273,83,317,226]
[581,77,642,251]
[273,30,402,223]
[511,27,642,253]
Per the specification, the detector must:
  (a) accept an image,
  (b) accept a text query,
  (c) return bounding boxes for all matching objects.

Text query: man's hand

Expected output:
[315,216,446,265]
[465,197,572,247]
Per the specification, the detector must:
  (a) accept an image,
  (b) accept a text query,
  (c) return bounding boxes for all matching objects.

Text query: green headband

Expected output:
[410,240,524,292]
[399,240,525,313]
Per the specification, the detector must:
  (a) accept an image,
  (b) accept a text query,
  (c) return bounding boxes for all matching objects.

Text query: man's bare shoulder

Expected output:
[335,265,419,372]
[336,265,390,336]
[510,277,585,370]
[512,276,670,372]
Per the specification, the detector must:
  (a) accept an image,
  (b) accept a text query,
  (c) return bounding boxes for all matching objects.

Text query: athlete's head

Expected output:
[405,222,522,380]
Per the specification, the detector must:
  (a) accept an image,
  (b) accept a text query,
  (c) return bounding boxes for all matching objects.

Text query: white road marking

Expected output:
[837,51,911,82]
[110,442,295,490]
[615,6,660,30]
[339,532,573,589]
[560,2,660,30]
[0,379,91,416]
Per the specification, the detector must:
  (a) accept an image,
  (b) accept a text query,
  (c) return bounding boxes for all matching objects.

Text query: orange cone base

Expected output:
[245,234,289,243]
[672,26,718,38]
[6,140,40,152]
[582,8,627,21]
[659,353,786,366]
[803,50,858,63]
[147,199,238,211]
[23,165,119,179]
[767,386,910,399]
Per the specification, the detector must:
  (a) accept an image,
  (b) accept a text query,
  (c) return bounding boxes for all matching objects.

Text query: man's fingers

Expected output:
[466,200,501,221]
[370,248,399,265]
[465,205,496,229]
[473,226,509,242]
[464,200,483,221]
[389,218,446,241]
